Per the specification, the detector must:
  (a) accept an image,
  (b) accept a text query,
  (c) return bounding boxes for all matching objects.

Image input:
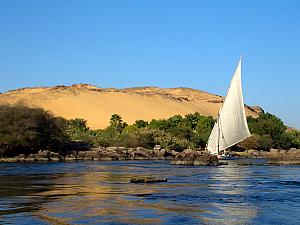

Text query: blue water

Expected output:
[0,159,300,224]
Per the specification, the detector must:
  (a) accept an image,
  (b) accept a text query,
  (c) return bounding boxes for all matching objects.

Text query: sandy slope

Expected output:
[0,84,261,129]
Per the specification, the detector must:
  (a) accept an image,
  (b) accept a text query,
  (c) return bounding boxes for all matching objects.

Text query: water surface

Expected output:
[0,159,300,224]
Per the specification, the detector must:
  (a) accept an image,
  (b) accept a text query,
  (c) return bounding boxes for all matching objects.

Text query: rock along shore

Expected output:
[239,148,300,165]
[170,149,219,166]
[0,145,178,163]
[0,146,220,166]
[2,146,300,165]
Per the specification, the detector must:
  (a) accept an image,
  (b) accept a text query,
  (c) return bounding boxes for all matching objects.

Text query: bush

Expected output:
[0,105,70,156]
[134,120,149,128]
[153,130,194,151]
[114,129,155,149]
[247,113,300,150]
[2,106,296,157]
[257,135,273,150]
[239,134,261,150]
[287,130,300,148]
[248,113,286,148]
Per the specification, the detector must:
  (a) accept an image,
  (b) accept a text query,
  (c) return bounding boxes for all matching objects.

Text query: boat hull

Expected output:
[217,155,235,160]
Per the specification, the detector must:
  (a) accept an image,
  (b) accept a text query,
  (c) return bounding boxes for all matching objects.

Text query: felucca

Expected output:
[206,58,251,160]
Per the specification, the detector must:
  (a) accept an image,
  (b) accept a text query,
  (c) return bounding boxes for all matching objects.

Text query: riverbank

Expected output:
[237,148,300,165]
[0,146,177,163]
[1,147,300,165]
[0,146,219,165]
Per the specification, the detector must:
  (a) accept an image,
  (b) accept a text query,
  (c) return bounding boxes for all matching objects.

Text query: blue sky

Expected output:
[0,0,299,128]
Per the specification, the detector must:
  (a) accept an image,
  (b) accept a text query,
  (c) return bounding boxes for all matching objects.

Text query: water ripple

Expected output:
[0,160,299,224]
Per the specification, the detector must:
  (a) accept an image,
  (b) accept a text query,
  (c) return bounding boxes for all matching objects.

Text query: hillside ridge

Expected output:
[0,83,262,129]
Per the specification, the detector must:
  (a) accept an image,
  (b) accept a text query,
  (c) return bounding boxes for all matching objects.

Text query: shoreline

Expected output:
[1,147,300,165]
[0,146,176,163]
[0,147,218,166]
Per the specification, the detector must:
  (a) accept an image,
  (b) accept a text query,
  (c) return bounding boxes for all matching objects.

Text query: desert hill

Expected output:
[0,84,262,129]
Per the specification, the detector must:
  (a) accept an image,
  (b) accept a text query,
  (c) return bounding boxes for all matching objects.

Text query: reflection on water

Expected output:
[0,160,300,224]
[206,165,257,224]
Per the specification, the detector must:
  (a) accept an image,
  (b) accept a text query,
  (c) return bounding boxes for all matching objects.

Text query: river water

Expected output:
[0,159,300,224]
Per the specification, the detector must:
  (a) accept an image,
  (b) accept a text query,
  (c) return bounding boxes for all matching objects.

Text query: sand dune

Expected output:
[0,84,261,129]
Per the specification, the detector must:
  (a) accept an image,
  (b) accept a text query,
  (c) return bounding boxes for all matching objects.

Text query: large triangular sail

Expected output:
[207,58,251,155]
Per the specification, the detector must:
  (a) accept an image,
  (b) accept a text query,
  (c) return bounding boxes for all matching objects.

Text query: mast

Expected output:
[217,113,220,154]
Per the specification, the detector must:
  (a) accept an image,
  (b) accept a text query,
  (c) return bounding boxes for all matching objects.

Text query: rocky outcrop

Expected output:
[267,148,300,165]
[0,145,179,163]
[238,148,300,165]
[0,150,63,162]
[170,149,219,166]
[130,176,167,183]
[2,147,299,165]
[248,106,264,114]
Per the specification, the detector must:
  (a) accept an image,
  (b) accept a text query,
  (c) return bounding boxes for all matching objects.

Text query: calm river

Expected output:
[0,159,300,224]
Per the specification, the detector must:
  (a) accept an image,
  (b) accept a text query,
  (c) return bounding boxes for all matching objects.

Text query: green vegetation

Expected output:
[0,105,69,157]
[0,105,299,157]
[67,111,299,151]
[66,113,214,151]
[241,113,300,150]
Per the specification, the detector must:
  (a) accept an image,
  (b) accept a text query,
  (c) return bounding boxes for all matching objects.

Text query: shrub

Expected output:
[239,134,261,150]
[153,130,194,151]
[287,130,300,148]
[257,134,273,150]
[0,105,70,156]
[134,120,149,128]
[114,129,155,149]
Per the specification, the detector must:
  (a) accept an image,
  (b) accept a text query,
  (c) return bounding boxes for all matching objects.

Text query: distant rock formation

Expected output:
[0,84,262,129]
[248,106,265,115]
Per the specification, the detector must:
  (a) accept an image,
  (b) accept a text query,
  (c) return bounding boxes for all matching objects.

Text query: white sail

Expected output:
[207,58,251,155]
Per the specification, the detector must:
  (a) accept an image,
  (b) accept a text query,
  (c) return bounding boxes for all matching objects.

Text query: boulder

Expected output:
[65,153,77,161]
[0,157,19,162]
[106,147,119,152]
[26,154,36,162]
[17,154,26,161]
[133,147,152,159]
[85,151,99,160]
[48,152,61,161]
[76,151,87,160]
[164,149,175,159]
[260,150,269,157]
[278,150,287,154]
[171,150,219,166]
[38,150,49,157]
[35,150,49,161]
[267,149,300,165]
[171,150,179,156]
[269,149,280,155]
[288,149,300,157]
[98,152,120,161]
[182,149,194,155]
[115,147,127,154]
[247,149,260,157]
[153,149,166,158]
[130,176,167,183]
[126,148,135,156]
